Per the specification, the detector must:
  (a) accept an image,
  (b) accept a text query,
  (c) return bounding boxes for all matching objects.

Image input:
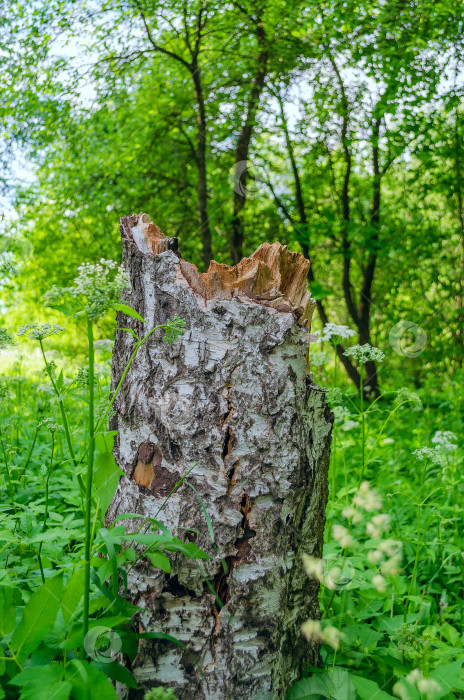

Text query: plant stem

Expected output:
[37,434,55,583]
[38,339,78,470]
[82,316,95,653]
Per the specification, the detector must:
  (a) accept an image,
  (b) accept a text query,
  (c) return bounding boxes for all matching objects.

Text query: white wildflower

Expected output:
[432,430,457,452]
[16,323,65,340]
[341,505,363,523]
[372,574,387,592]
[332,524,353,548]
[406,669,422,685]
[94,339,115,353]
[381,553,402,577]
[332,406,351,423]
[367,549,383,565]
[326,387,344,405]
[378,538,402,558]
[301,619,322,642]
[394,387,422,411]
[344,343,385,364]
[393,681,409,700]
[319,323,356,343]
[417,678,441,697]
[381,437,395,445]
[321,625,344,650]
[302,554,324,581]
[412,447,445,466]
[341,419,358,432]
[353,481,382,512]
[367,513,391,538]
[309,350,329,368]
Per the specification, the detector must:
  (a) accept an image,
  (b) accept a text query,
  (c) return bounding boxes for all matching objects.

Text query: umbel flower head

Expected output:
[319,323,356,343]
[44,259,130,320]
[16,323,65,341]
[344,343,385,364]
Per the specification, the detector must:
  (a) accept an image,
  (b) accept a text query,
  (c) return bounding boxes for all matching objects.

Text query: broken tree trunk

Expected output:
[106,213,333,699]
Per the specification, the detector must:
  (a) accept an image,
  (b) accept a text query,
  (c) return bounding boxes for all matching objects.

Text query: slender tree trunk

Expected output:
[107,214,333,699]
[191,61,212,270]
[230,23,268,264]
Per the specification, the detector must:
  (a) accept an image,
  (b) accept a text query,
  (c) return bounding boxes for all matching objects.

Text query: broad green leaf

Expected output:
[18,681,72,700]
[65,660,118,700]
[10,665,72,700]
[94,431,123,516]
[429,661,464,698]
[287,669,356,700]
[11,575,63,662]
[113,303,145,323]
[146,551,171,573]
[61,569,85,625]
[93,661,138,689]
[350,674,396,700]
[0,585,17,636]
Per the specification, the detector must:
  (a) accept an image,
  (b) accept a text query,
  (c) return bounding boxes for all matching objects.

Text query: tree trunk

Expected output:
[106,213,333,699]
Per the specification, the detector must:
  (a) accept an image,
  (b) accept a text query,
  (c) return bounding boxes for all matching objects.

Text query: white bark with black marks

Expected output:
[106,214,333,699]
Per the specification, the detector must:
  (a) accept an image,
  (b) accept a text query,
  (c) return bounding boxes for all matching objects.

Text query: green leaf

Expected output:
[94,431,123,516]
[61,569,85,625]
[113,303,145,323]
[164,539,210,560]
[429,661,464,698]
[10,665,72,700]
[349,674,396,700]
[146,551,171,573]
[0,585,17,636]
[93,661,138,689]
[65,660,118,700]
[11,575,63,662]
[287,669,356,700]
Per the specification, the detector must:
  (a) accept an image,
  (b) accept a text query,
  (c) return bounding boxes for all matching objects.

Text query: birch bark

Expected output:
[106,214,333,699]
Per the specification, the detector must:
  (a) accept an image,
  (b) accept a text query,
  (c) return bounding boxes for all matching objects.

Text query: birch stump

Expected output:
[106,214,333,700]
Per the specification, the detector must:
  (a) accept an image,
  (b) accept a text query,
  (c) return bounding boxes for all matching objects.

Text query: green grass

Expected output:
[0,321,463,700]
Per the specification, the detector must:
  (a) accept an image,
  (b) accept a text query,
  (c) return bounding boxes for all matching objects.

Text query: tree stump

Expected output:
[106,213,333,699]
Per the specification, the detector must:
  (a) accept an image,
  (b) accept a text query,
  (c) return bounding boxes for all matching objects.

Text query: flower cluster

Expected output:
[394,387,422,411]
[332,523,353,548]
[93,339,114,354]
[0,328,14,350]
[353,481,383,512]
[73,259,130,320]
[319,323,356,343]
[431,430,457,452]
[412,447,445,466]
[301,619,344,650]
[308,350,329,368]
[38,417,64,433]
[16,323,65,341]
[393,670,441,700]
[344,343,385,364]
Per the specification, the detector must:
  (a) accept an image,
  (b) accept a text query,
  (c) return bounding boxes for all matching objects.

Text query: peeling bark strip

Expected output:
[106,214,333,699]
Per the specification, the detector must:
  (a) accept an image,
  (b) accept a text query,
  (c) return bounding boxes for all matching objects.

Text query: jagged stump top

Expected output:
[121,213,315,329]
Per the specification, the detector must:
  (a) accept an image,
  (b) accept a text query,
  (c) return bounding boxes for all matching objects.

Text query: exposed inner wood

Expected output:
[123,212,315,328]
